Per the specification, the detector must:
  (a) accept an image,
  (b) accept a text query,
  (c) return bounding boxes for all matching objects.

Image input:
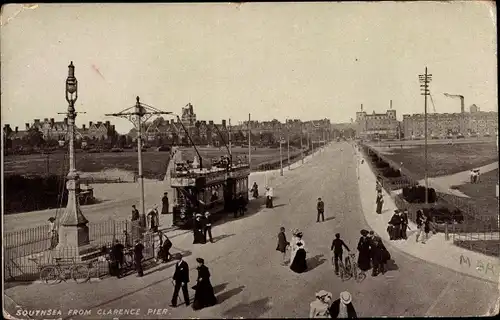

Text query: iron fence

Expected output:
[360,143,499,254]
[4,220,157,282]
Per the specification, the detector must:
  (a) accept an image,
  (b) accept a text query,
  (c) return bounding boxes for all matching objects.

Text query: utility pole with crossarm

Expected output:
[105,97,172,228]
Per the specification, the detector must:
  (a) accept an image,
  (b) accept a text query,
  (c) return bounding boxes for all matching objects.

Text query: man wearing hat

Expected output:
[329,291,357,318]
[134,238,145,277]
[316,198,325,222]
[193,214,206,244]
[309,290,332,318]
[171,254,190,307]
[203,211,214,243]
[161,192,169,215]
[400,209,409,240]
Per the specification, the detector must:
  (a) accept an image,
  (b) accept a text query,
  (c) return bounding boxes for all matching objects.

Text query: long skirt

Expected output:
[290,249,307,273]
[192,281,217,310]
[357,250,371,271]
[193,229,206,244]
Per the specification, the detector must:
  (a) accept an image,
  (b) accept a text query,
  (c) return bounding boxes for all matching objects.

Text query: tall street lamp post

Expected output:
[57,61,90,253]
[105,97,172,230]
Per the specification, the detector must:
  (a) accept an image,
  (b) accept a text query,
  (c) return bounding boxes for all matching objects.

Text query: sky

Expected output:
[1,2,497,134]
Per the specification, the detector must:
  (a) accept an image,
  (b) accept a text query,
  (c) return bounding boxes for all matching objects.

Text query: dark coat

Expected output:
[192,265,217,310]
[111,243,125,262]
[134,243,144,261]
[173,260,190,283]
[389,214,402,226]
[357,236,371,271]
[276,232,289,253]
[131,209,140,221]
[161,196,169,214]
[400,212,409,225]
[329,299,357,318]
[317,201,325,212]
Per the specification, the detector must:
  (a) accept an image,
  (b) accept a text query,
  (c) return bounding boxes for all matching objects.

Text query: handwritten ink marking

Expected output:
[459,254,500,277]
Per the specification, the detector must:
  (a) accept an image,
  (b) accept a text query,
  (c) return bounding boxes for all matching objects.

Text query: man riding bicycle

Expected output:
[330,233,350,275]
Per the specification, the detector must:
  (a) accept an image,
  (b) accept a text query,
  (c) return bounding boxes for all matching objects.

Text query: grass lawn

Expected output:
[3,147,302,180]
[454,168,499,218]
[382,142,498,179]
[454,240,500,258]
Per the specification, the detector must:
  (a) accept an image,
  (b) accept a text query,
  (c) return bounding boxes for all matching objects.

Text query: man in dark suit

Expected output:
[329,291,357,318]
[111,240,125,278]
[276,227,290,266]
[400,209,409,240]
[134,239,144,277]
[316,198,325,222]
[171,255,190,307]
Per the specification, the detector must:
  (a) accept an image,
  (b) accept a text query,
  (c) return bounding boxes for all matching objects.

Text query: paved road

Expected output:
[4,142,497,318]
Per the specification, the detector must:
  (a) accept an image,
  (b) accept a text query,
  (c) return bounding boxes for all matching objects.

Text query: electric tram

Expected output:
[169,115,250,229]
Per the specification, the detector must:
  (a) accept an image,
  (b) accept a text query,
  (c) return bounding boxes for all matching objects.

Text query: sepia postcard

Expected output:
[1,2,499,319]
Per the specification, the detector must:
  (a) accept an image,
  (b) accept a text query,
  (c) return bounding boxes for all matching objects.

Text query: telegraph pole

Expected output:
[229,118,232,164]
[248,113,251,168]
[105,96,172,227]
[300,123,304,164]
[419,67,432,205]
[286,118,290,170]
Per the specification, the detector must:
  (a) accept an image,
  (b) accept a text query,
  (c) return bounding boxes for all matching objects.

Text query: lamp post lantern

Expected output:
[57,61,90,252]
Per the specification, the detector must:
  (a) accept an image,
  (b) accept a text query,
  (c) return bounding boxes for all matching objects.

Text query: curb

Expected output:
[356,149,500,285]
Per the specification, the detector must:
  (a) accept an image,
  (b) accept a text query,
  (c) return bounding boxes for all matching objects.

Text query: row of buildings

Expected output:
[3,118,117,143]
[135,103,331,145]
[355,101,498,140]
[3,103,332,148]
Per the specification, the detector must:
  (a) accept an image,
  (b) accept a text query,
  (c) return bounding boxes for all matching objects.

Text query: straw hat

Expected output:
[315,290,332,300]
[340,291,352,304]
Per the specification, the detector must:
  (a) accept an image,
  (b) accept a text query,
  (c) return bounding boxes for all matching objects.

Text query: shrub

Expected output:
[402,186,437,203]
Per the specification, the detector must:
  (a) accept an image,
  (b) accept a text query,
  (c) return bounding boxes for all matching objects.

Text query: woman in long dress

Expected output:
[289,229,299,265]
[357,230,371,272]
[193,214,206,244]
[192,258,217,310]
[290,233,308,273]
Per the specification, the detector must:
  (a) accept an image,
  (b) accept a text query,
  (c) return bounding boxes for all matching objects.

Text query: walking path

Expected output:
[356,149,500,285]
[416,162,498,198]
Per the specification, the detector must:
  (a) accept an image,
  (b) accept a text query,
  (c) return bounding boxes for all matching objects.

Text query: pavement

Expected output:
[417,161,499,197]
[4,146,326,233]
[4,142,499,318]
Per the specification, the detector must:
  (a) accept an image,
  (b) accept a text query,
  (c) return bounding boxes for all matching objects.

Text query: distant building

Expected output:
[355,103,400,140]
[3,118,117,146]
[128,104,331,146]
[402,105,497,139]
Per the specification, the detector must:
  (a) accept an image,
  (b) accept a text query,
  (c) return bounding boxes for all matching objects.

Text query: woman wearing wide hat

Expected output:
[329,291,357,318]
[192,258,217,310]
[290,232,308,273]
[310,290,333,318]
[357,229,372,272]
[193,214,206,244]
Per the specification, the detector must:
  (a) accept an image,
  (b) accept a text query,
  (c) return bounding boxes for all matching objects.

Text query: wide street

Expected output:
[4,142,498,318]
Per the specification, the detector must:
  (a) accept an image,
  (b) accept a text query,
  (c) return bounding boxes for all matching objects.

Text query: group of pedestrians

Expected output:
[107,237,145,278]
[357,229,391,277]
[170,255,218,311]
[276,227,308,273]
[193,211,214,244]
[387,209,409,240]
[309,290,357,318]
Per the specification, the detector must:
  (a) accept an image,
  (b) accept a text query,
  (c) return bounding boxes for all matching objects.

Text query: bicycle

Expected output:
[28,257,91,285]
[332,254,350,281]
[344,253,366,283]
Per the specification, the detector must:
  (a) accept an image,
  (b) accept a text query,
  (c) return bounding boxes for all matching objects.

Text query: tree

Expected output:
[117,135,127,148]
[25,128,44,148]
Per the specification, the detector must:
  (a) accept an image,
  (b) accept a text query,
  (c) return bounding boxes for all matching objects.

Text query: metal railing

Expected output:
[360,143,499,255]
[4,220,157,282]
